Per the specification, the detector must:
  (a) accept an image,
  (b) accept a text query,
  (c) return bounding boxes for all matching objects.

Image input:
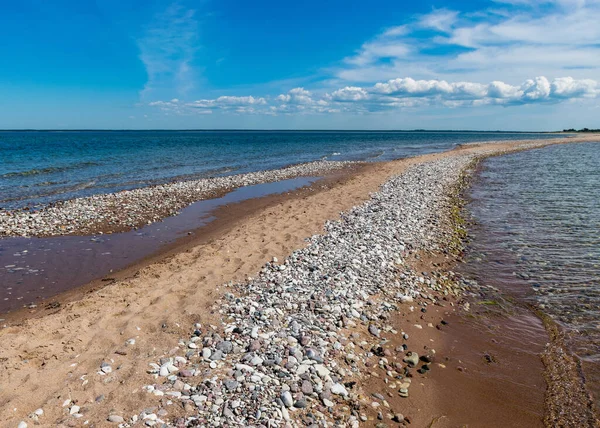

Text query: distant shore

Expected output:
[1,135,599,427]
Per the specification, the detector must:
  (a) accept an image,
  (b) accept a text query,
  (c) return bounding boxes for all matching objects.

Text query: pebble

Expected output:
[301,380,314,394]
[403,352,419,367]
[136,154,489,426]
[368,324,381,337]
[331,383,349,396]
[1,161,354,237]
[107,415,124,423]
[210,350,223,361]
[281,391,294,408]
[224,380,239,391]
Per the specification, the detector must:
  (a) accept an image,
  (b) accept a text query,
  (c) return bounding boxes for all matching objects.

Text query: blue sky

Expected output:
[1,0,599,130]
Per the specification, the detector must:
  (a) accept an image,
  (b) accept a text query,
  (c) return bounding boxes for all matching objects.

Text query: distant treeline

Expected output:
[563,128,600,132]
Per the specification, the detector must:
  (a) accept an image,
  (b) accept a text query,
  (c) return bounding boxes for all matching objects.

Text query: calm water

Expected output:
[462,142,600,400]
[0,130,556,209]
[0,176,318,314]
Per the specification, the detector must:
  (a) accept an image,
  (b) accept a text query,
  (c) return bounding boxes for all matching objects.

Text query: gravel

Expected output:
[0,160,354,237]
[132,154,480,427]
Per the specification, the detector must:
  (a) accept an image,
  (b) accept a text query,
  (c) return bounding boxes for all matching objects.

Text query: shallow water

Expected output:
[462,141,600,403]
[0,176,318,314]
[0,130,559,209]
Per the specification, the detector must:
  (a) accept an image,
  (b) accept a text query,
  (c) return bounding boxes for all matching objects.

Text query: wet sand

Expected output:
[459,153,600,426]
[0,176,323,314]
[1,135,600,427]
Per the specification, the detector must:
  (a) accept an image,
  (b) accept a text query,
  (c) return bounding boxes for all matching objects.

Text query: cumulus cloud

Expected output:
[369,76,598,107]
[148,76,599,116]
[327,87,370,102]
[276,88,315,105]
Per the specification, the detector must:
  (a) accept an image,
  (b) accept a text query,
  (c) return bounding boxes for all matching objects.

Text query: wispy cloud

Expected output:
[335,1,600,84]
[137,3,200,99]
[144,0,600,121]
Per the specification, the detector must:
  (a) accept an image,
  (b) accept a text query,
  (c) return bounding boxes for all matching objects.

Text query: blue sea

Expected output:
[0,130,558,209]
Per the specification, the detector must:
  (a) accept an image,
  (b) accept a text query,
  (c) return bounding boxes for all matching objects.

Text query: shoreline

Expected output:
[0,134,586,239]
[0,166,375,321]
[0,160,356,237]
[1,136,600,427]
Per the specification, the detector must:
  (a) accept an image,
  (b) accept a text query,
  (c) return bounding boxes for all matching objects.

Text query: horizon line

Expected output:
[0,129,563,133]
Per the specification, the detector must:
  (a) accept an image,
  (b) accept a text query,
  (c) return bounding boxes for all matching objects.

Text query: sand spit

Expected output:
[134,155,475,427]
[2,136,600,428]
[0,160,354,237]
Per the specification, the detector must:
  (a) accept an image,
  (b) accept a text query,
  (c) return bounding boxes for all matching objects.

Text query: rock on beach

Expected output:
[136,154,485,426]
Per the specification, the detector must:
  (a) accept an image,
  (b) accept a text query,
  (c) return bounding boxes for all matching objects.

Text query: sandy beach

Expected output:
[2,135,600,428]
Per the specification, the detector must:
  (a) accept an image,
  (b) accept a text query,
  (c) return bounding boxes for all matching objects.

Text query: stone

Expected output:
[403,352,419,367]
[216,341,233,353]
[323,398,335,408]
[306,348,323,363]
[301,380,314,394]
[368,324,380,337]
[250,356,264,366]
[224,380,239,391]
[281,391,293,408]
[314,364,331,379]
[294,398,308,408]
[108,415,125,423]
[210,350,224,361]
[331,383,348,396]
[392,414,405,423]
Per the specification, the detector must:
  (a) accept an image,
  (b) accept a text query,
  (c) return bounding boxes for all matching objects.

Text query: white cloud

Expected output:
[417,9,458,32]
[137,3,200,99]
[328,87,370,102]
[276,88,315,105]
[149,76,599,116]
[187,96,266,109]
[335,1,600,84]
[551,77,598,98]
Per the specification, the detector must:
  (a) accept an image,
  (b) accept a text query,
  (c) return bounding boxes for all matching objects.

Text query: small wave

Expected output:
[1,161,100,178]
[0,180,99,206]
[71,180,97,191]
[33,180,68,187]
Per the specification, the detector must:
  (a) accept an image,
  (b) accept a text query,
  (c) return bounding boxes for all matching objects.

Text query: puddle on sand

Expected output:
[0,176,320,314]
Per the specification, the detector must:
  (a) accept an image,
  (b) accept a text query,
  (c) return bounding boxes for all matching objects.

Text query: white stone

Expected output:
[331,383,348,396]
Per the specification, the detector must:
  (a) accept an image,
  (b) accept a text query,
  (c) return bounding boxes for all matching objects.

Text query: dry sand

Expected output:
[1,135,599,427]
